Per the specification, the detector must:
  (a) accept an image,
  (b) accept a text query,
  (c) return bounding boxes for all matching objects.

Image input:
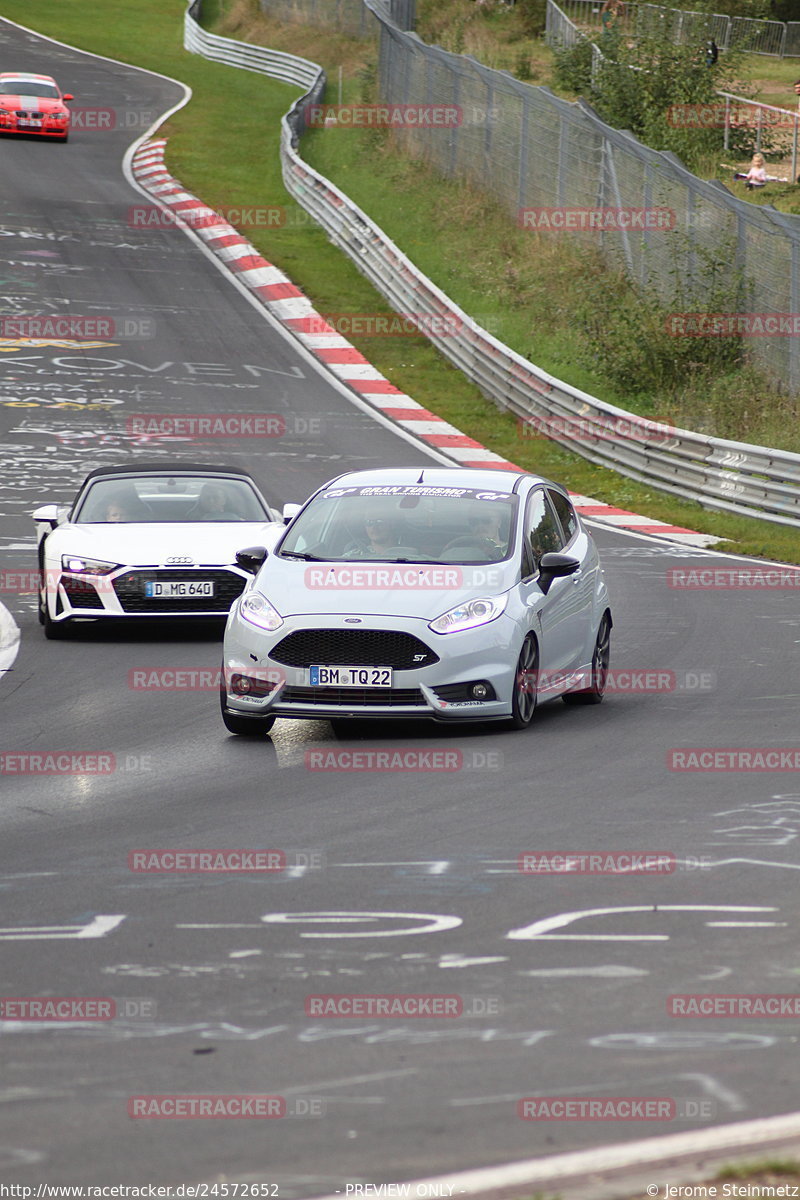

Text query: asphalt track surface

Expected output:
[1,16,800,1194]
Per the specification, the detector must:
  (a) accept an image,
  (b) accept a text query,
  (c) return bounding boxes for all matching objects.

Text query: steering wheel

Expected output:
[441,535,502,560]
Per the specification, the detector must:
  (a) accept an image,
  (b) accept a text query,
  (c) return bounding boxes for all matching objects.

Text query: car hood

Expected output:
[255,555,519,620]
[50,521,283,566]
[0,95,65,111]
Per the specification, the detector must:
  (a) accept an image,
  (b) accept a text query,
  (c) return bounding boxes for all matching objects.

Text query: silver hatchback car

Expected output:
[220,468,612,734]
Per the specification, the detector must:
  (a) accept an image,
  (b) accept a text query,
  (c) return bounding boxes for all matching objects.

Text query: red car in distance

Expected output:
[0,73,72,141]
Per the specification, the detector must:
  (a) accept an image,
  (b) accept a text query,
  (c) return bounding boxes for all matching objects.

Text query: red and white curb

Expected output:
[131,140,717,548]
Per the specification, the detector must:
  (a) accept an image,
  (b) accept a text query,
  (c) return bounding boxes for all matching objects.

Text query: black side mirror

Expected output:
[236,545,268,575]
[538,552,580,595]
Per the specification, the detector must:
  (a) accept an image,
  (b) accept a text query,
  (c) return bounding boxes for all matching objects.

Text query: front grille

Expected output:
[62,577,101,609]
[281,685,426,708]
[271,629,438,670]
[113,568,245,614]
[16,111,43,119]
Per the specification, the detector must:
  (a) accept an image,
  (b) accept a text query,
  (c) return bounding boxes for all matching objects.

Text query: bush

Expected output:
[555,28,762,173]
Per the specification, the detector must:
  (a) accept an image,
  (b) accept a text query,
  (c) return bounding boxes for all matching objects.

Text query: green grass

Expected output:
[2,0,799,564]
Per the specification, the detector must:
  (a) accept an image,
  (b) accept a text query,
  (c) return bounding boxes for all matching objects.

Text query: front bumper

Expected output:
[45,565,249,621]
[0,119,69,137]
[222,610,522,723]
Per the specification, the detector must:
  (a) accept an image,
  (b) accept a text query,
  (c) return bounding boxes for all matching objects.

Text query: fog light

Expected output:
[470,682,489,700]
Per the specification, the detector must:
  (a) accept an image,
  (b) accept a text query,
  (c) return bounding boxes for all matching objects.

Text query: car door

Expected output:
[546,486,597,669]
[519,487,587,681]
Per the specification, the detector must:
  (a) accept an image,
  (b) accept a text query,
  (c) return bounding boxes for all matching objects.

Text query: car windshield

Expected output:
[73,476,270,524]
[279,484,517,563]
[0,82,59,98]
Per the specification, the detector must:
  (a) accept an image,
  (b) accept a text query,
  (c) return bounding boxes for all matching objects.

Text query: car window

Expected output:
[523,489,564,573]
[73,476,270,523]
[547,489,578,544]
[279,487,517,564]
[0,82,60,98]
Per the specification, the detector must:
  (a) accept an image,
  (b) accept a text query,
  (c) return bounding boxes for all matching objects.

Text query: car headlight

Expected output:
[429,594,508,634]
[240,591,284,632]
[61,555,118,575]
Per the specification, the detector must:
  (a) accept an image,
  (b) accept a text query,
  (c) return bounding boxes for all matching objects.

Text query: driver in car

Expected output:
[345,515,418,559]
[467,510,505,551]
[194,483,241,520]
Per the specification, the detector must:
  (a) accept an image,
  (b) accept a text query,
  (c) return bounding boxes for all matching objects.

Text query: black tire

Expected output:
[508,633,538,730]
[43,603,70,640]
[219,673,275,736]
[563,612,611,706]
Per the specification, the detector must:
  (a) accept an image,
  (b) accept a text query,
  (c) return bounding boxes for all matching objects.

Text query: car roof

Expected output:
[0,73,57,83]
[79,462,258,485]
[321,467,558,494]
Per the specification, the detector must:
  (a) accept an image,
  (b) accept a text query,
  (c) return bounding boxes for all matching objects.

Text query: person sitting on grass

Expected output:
[733,153,767,191]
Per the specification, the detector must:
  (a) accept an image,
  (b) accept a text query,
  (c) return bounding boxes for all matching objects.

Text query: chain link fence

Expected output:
[185,0,800,524]
[553,0,799,57]
[258,0,415,35]
[256,0,800,394]
[360,0,800,395]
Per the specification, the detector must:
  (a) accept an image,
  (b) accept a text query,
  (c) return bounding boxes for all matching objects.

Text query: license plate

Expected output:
[145,580,214,598]
[309,665,393,687]
[19,119,42,128]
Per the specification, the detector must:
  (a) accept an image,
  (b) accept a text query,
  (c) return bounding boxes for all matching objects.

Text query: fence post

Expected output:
[518,89,530,214]
[793,112,799,188]
[724,93,730,153]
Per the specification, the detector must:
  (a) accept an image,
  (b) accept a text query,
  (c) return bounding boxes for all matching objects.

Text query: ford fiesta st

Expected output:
[220,467,612,734]
[33,463,282,638]
[0,73,73,141]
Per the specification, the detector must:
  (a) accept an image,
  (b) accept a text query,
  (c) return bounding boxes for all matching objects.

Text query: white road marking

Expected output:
[519,965,649,977]
[507,905,778,941]
[0,914,125,941]
[439,955,508,969]
[706,921,788,927]
[260,912,462,937]
[281,1070,417,1094]
[336,861,451,874]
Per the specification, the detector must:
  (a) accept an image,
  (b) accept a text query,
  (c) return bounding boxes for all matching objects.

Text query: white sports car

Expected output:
[33,463,282,639]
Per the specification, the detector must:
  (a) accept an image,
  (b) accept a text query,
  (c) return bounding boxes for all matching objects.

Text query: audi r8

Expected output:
[33,463,282,638]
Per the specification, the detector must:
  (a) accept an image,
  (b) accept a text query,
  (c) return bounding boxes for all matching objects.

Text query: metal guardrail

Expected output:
[184,0,320,87]
[183,0,800,529]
